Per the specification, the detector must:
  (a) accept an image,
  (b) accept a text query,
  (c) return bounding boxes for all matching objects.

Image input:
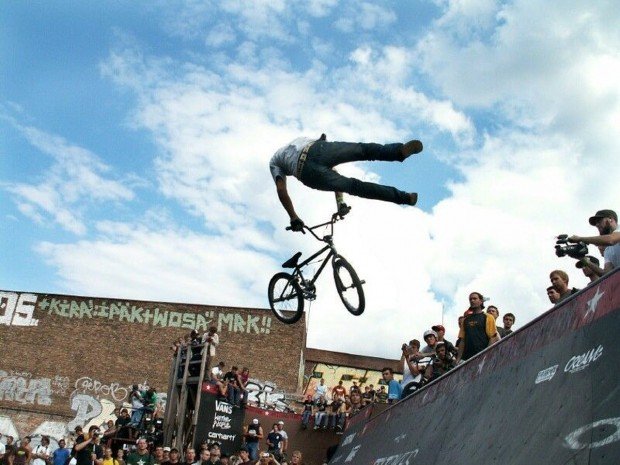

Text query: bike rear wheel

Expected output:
[268,272,304,324]
[332,256,365,315]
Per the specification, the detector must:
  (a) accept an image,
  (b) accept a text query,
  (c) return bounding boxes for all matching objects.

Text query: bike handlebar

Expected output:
[286,208,350,239]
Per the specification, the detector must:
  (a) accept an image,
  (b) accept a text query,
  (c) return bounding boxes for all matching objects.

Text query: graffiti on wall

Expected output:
[0,292,38,326]
[0,367,168,441]
[1,291,273,334]
[245,379,293,412]
[0,370,52,406]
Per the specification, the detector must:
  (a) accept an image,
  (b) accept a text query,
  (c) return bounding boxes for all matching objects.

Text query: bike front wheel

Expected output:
[332,257,365,315]
[268,272,305,324]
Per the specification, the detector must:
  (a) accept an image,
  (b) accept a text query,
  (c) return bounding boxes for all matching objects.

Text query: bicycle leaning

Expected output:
[267,209,366,324]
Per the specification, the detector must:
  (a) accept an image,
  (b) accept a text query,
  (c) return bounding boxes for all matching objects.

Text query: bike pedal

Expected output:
[360,280,366,285]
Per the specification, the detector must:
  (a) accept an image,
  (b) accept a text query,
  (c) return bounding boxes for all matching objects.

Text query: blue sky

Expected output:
[2,0,618,358]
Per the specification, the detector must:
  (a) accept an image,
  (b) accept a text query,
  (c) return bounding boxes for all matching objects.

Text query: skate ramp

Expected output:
[329,269,620,465]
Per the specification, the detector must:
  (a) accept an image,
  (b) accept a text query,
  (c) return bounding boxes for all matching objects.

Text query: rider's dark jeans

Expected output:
[299,141,411,204]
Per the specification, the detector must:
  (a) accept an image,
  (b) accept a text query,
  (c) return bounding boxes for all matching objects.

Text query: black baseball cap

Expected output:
[589,209,617,225]
[576,256,600,268]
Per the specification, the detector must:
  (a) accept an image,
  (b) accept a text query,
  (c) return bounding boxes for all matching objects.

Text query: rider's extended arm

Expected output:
[275,177,300,221]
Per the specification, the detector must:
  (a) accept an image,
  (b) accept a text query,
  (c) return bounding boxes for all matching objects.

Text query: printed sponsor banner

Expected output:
[194,392,244,455]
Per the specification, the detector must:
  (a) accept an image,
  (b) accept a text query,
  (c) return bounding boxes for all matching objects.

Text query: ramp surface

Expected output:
[329,270,620,465]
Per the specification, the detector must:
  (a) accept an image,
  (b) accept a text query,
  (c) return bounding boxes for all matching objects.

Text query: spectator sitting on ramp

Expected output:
[269,135,423,231]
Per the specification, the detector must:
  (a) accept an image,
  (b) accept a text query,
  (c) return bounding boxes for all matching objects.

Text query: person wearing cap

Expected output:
[431,324,457,357]
[420,330,438,357]
[275,421,288,457]
[243,418,263,461]
[569,209,620,273]
[270,135,423,232]
[576,255,603,283]
[424,342,457,383]
[456,292,500,363]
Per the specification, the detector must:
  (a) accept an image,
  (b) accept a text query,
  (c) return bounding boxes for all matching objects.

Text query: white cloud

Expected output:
[4,124,135,235]
[10,0,619,360]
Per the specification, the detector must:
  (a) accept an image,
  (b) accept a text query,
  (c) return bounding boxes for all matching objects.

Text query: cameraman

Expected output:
[569,209,620,273]
[576,255,603,283]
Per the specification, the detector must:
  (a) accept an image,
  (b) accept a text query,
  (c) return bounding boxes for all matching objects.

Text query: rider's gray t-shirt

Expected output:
[269,137,314,182]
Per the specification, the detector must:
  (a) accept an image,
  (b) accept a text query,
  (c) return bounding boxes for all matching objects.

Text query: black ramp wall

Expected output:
[330,269,620,465]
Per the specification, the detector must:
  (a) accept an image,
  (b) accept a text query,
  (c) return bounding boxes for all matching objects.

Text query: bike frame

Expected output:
[291,216,341,288]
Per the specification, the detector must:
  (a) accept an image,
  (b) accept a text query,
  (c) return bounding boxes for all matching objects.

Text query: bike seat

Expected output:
[282,252,302,268]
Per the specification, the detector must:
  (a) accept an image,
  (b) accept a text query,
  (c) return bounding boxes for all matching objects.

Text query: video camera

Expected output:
[555,234,588,259]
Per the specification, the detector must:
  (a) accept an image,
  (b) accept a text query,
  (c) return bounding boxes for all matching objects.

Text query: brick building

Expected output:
[0,289,399,441]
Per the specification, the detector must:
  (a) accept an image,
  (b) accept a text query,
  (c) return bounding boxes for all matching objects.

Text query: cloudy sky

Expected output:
[1,0,618,358]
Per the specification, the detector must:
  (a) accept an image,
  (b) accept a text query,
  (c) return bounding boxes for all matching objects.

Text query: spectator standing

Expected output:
[348,382,360,395]
[102,447,119,465]
[153,447,164,465]
[239,367,250,407]
[361,386,373,406]
[52,439,70,465]
[569,209,620,272]
[550,270,579,303]
[400,340,423,399]
[420,330,438,357]
[487,306,504,338]
[456,292,500,363]
[424,343,457,383]
[381,368,402,404]
[126,439,155,465]
[502,313,515,336]
[162,448,180,465]
[546,286,561,304]
[331,381,346,401]
[32,436,51,465]
[13,437,31,465]
[576,256,602,283]
[275,422,288,458]
[201,326,219,364]
[129,385,144,426]
[375,386,388,403]
[0,435,5,462]
[197,449,210,465]
[266,424,283,461]
[182,448,196,465]
[313,379,327,400]
[431,325,457,357]
[243,419,263,461]
[116,450,126,465]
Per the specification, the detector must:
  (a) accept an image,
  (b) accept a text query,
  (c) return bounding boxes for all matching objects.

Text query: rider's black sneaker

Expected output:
[400,139,423,161]
[407,193,418,206]
[337,202,351,218]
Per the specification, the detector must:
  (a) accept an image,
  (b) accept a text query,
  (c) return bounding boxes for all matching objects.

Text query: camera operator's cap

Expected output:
[163,447,171,452]
[576,255,600,268]
[423,330,438,339]
[431,325,445,332]
[277,420,284,425]
[252,418,259,424]
[589,209,617,225]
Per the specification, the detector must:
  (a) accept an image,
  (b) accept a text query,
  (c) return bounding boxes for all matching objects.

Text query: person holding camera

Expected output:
[258,452,279,465]
[400,340,423,399]
[569,209,620,273]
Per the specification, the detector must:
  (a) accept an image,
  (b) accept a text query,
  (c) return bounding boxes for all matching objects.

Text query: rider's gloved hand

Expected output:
[337,202,351,219]
[290,218,305,232]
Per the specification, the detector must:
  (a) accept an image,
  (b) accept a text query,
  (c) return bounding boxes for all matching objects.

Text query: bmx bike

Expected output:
[267,211,366,324]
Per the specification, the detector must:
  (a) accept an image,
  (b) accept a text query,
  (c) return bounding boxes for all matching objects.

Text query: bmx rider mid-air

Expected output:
[269,134,423,231]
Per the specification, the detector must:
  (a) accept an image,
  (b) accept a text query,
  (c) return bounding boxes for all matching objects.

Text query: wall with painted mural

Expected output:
[0,290,306,440]
[302,364,402,400]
